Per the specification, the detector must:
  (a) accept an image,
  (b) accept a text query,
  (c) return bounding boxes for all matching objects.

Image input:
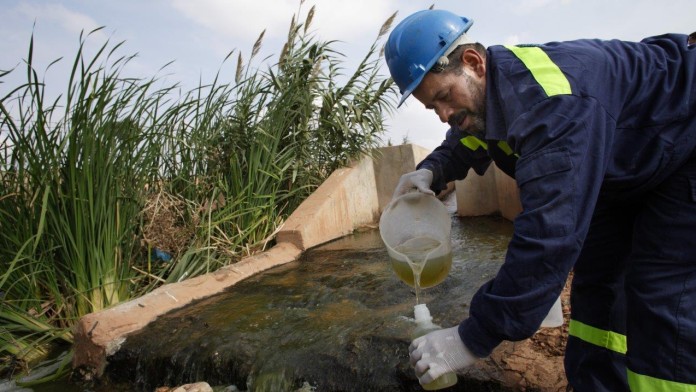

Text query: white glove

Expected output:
[409,326,477,385]
[392,169,435,199]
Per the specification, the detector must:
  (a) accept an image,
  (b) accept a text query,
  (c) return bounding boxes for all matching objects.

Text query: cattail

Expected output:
[378,12,398,39]
[235,52,243,84]
[251,29,265,59]
[288,15,296,42]
[304,5,315,34]
[279,42,289,66]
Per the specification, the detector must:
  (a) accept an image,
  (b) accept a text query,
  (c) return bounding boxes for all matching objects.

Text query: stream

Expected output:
[24,214,514,392]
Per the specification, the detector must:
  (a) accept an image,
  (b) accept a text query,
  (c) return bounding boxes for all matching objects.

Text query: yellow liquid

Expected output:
[423,372,458,390]
[390,237,452,289]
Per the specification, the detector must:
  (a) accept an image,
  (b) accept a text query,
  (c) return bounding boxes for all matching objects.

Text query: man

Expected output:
[385,9,696,392]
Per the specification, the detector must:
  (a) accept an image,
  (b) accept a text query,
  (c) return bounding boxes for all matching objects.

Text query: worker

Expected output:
[385,9,696,392]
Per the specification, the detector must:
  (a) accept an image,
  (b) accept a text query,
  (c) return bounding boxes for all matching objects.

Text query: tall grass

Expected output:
[0,4,397,384]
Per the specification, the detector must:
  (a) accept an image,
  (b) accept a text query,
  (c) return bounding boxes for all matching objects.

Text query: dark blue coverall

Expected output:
[417,34,696,391]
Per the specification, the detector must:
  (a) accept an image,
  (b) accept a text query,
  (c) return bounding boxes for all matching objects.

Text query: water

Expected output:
[19,215,513,392]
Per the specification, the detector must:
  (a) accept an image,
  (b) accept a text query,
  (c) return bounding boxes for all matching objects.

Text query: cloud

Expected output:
[170,0,297,43]
[16,2,104,39]
[303,0,399,42]
[171,0,400,46]
[513,0,572,13]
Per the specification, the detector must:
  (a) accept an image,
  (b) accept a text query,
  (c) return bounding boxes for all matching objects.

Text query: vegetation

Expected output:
[0,3,397,385]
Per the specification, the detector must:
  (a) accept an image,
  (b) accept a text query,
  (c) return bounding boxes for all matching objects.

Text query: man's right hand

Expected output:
[392,169,435,199]
[409,326,478,385]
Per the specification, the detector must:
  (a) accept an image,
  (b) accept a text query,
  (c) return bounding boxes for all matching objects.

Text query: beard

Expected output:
[448,109,486,138]
[447,74,486,139]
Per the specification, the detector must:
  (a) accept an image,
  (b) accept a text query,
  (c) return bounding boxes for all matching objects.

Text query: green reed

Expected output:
[0,4,397,384]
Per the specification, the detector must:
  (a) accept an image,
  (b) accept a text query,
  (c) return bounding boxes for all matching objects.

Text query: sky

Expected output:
[2,0,695,150]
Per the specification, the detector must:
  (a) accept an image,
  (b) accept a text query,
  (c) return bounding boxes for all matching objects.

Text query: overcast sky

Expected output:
[2,0,695,149]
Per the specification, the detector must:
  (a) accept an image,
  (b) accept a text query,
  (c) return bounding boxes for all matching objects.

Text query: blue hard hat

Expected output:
[385,10,474,107]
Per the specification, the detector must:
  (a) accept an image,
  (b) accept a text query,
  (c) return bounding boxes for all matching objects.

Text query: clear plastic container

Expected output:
[412,304,458,390]
[379,192,452,288]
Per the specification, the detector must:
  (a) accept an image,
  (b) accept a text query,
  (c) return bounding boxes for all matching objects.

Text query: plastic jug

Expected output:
[379,192,453,289]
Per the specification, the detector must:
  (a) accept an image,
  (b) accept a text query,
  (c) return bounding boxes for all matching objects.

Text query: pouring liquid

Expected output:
[390,236,452,304]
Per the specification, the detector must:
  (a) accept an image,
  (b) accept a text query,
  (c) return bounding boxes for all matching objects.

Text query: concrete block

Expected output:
[494,166,522,221]
[276,156,379,250]
[72,242,302,376]
[372,144,432,212]
[456,165,499,216]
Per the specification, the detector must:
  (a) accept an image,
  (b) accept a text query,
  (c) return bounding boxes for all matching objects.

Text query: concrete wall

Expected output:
[72,143,521,377]
[494,166,523,221]
[276,157,379,251]
[372,144,433,212]
[456,164,522,221]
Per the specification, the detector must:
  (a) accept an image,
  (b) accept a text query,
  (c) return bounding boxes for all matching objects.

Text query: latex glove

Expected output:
[392,169,435,199]
[409,326,477,385]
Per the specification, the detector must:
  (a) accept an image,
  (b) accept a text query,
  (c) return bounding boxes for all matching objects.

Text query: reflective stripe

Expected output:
[460,137,520,159]
[460,135,488,151]
[504,45,572,97]
[628,369,696,392]
[568,319,627,354]
[496,141,519,157]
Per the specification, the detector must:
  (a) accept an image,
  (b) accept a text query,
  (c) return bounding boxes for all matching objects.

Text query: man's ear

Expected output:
[461,48,485,77]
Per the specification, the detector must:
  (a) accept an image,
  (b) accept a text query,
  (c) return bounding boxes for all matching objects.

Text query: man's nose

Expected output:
[436,107,452,124]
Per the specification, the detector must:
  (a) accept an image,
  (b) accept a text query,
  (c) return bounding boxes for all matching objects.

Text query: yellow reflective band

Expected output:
[460,135,488,151]
[568,319,627,354]
[496,141,519,157]
[504,45,572,97]
[628,369,696,392]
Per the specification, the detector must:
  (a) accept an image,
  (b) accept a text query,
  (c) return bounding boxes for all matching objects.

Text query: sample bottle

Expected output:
[412,304,458,390]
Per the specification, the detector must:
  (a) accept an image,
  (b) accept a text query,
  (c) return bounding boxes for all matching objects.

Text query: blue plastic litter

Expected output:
[151,248,172,262]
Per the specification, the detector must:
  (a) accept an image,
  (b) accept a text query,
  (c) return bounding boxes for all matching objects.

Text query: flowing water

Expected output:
[19,215,513,392]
